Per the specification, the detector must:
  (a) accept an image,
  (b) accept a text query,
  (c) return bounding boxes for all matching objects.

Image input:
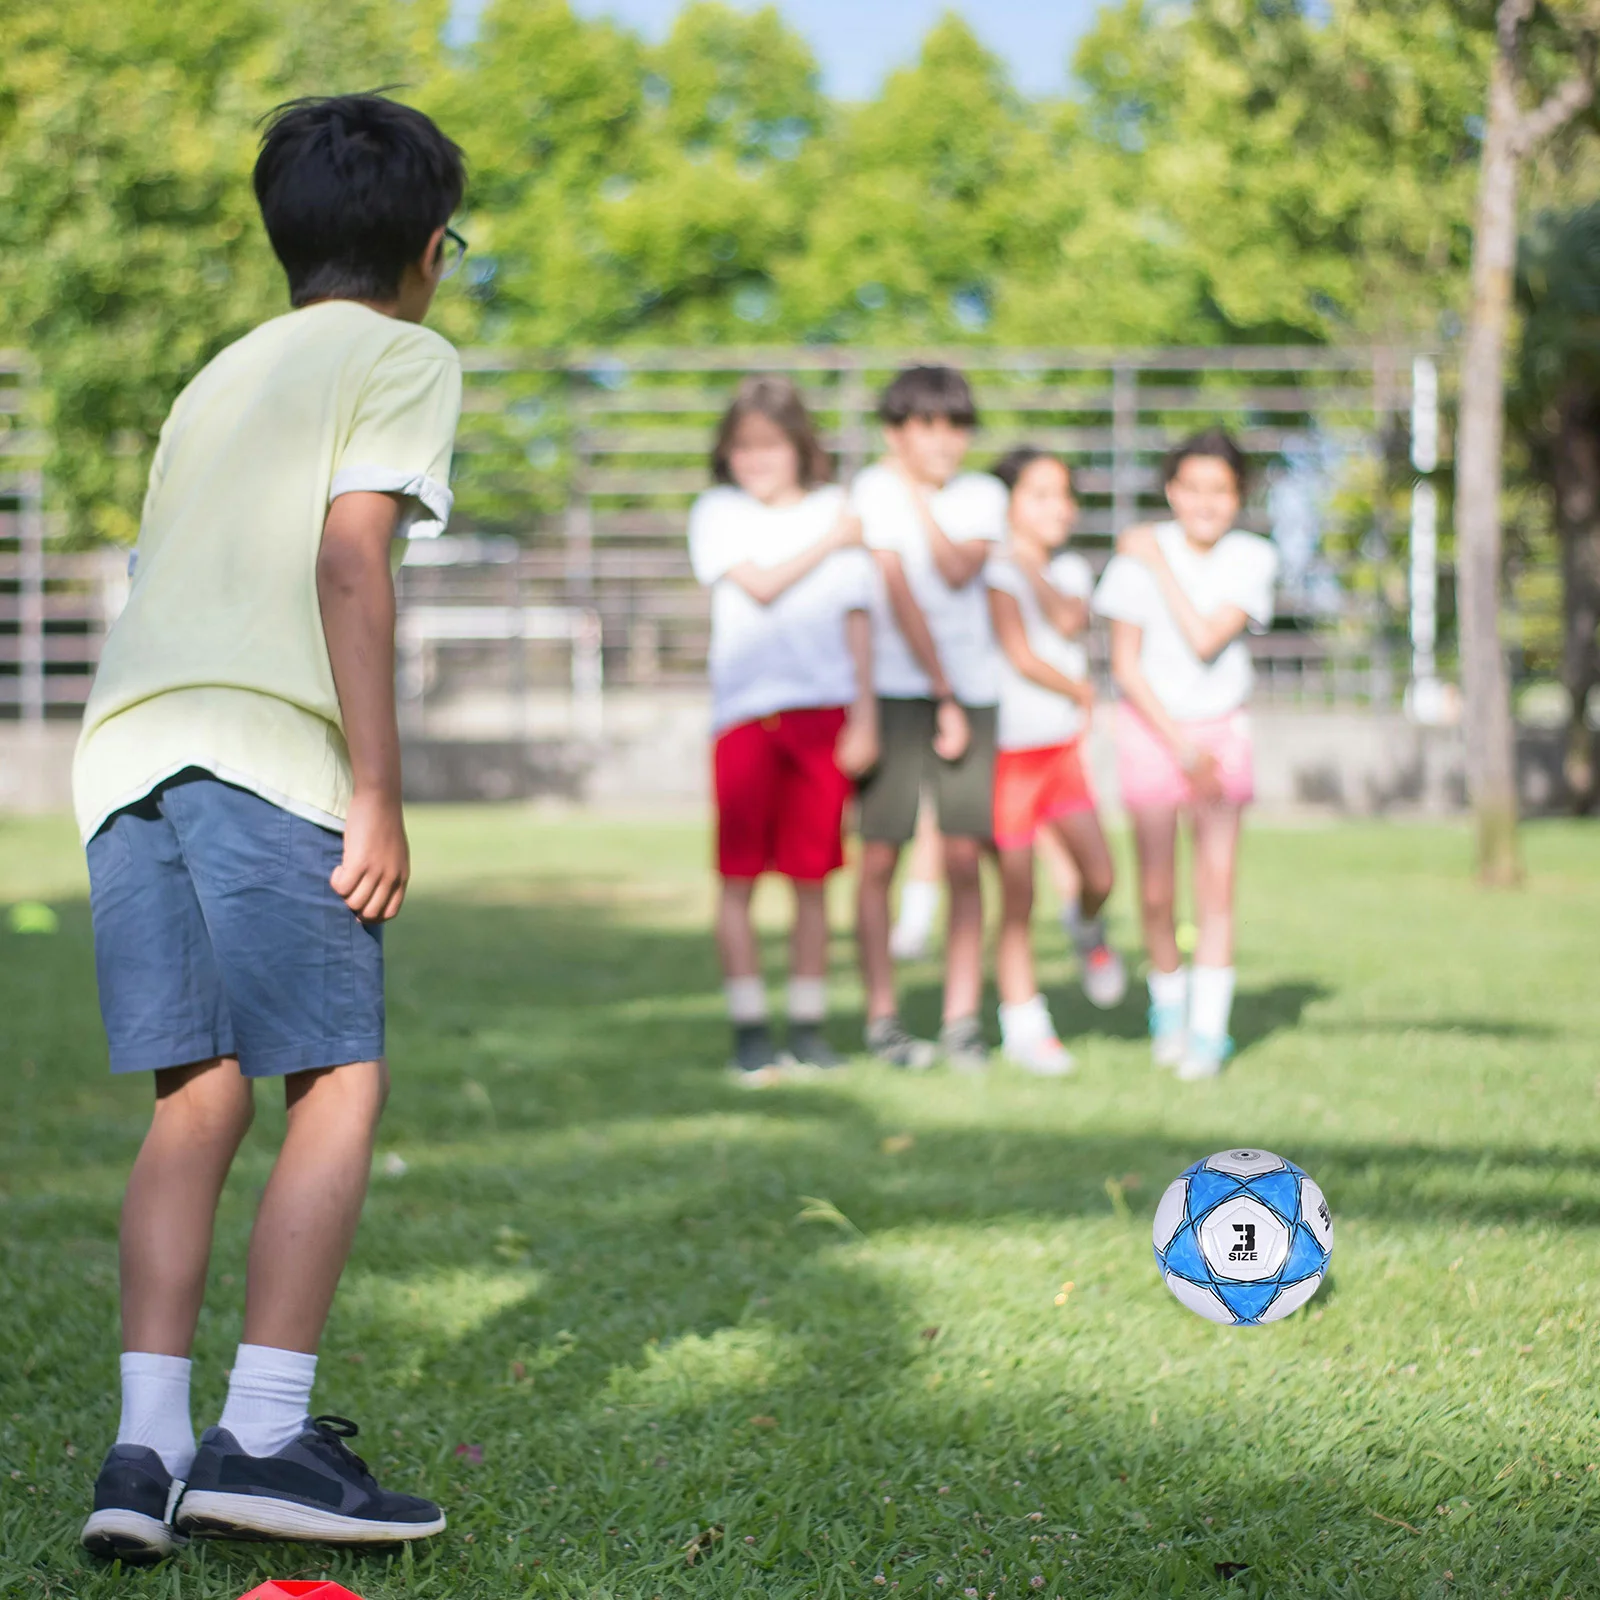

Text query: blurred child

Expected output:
[986,449,1126,1075]
[853,365,1006,1073]
[74,95,463,1561]
[689,376,878,1085]
[887,797,941,960]
[1092,428,1279,1080]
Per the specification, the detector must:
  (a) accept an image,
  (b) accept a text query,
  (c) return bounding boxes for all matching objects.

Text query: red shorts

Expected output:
[714,707,851,881]
[993,740,1095,851]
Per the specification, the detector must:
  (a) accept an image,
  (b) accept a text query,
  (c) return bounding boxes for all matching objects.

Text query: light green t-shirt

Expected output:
[73,300,462,842]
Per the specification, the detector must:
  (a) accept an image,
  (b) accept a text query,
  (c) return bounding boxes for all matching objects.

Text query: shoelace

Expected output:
[309,1415,373,1482]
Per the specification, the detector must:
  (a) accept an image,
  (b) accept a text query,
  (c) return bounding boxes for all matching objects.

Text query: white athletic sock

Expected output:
[216,1344,318,1459]
[724,977,769,1026]
[893,878,940,942]
[1189,965,1236,1041]
[117,1352,196,1480]
[998,993,1054,1049]
[1148,965,1190,1013]
[787,976,827,1025]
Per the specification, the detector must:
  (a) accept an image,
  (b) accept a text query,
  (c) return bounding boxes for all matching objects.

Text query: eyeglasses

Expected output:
[438,226,468,282]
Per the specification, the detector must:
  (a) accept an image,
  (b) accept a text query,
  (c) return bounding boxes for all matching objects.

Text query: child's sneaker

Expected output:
[865,1015,938,1071]
[1149,1001,1187,1070]
[939,1015,990,1074]
[1003,1033,1075,1077]
[786,1023,845,1072]
[1080,944,1128,1010]
[176,1416,444,1544]
[727,1022,784,1088]
[80,1444,188,1564]
[1177,1033,1234,1082]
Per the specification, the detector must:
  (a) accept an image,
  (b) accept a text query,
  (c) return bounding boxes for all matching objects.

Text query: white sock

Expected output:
[1148,965,1189,1013]
[216,1344,318,1459]
[787,976,826,1025]
[893,878,940,941]
[1189,965,1236,1041]
[998,993,1055,1049]
[117,1352,196,1480]
[725,977,768,1026]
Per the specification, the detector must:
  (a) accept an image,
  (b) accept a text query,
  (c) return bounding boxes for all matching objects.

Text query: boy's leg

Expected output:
[786,881,838,1068]
[1181,802,1243,1080]
[890,795,942,959]
[940,833,985,1024]
[856,838,903,1023]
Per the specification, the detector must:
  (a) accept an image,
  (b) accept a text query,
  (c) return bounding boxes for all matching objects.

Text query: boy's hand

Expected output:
[933,696,970,763]
[331,788,410,922]
[835,702,880,779]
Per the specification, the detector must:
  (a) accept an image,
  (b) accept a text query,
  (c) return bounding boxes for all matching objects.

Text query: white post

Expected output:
[1406,354,1445,724]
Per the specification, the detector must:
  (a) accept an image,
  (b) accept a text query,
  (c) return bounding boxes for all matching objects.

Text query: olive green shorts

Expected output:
[856,697,997,844]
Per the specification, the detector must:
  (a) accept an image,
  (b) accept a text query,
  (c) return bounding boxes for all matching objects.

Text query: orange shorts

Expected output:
[993,740,1095,851]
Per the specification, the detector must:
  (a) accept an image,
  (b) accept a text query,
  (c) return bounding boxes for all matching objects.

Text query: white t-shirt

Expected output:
[850,463,1007,706]
[986,549,1094,751]
[1092,522,1279,721]
[689,484,874,732]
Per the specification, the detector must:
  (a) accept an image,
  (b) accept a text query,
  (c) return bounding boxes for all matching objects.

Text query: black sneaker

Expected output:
[864,1015,937,1070]
[80,1443,187,1564]
[939,1015,990,1074]
[176,1415,445,1544]
[727,1022,783,1088]
[786,1023,845,1072]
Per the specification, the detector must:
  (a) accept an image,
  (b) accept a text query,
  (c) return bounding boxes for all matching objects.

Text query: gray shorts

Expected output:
[856,698,997,844]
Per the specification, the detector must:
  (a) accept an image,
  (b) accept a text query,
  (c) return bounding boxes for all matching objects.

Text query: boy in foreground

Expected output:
[76,94,466,1562]
[852,366,1007,1072]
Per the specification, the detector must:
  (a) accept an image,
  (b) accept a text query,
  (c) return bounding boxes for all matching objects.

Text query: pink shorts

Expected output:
[1115,702,1255,810]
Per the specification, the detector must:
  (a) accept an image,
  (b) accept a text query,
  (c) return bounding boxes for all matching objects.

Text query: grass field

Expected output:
[2,809,1599,1600]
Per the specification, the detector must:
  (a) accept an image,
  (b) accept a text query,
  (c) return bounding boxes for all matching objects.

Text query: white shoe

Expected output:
[1003,1032,1075,1077]
[1149,1000,1187,1070]
[1080,944,1128,1009]
[889,922,932,962]
[1176,1032,1233,1081]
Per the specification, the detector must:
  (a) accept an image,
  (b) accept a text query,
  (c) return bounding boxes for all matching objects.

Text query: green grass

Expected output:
[3,810,1600,1600]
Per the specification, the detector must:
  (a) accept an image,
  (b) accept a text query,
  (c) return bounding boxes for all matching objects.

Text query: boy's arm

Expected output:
[834,608,880,778]
[1024,562,1089,638]
[906,480,989,590]
[988,589,1093,709]
[318,491,410,922]
[724,509,862,605]
[1117,526,1249,662]
[876,549,970,761]
[1108,618,1221,800]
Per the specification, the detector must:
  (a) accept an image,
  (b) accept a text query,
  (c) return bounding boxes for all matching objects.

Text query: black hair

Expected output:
[254,93,466,308]
[991,445,1069,492]
[711,375,833,489]
[1163,427,1248,492]
[877,365,979,429]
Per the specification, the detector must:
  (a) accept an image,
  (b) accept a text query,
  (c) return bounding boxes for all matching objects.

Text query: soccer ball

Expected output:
[1152,1148,1332,1325]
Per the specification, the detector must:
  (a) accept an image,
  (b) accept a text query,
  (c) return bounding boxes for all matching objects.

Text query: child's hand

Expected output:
[1070,679,1096,712]
[1116,524,1160,566]
[835,703,879,778]
[1186,748,1224,803]
[831,510,865,550]
[331,789,410,922]
[933,697,970,763]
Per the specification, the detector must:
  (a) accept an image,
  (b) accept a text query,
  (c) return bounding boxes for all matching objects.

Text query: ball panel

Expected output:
[1246,1168,1301,1224]
[1164,1272,1235,1324]
[1205,1148,1286,1178]
[1280,1222,1329,1284]
[1257,1271,1325,1323]
[1185,1167,1245,1222]
[1152,1178,1189,1252]
[1197,1195,1290,1282]
[1300,1177,1333,1250]
[1214,1279,1280,1323]
[1160,1222,1209,1284]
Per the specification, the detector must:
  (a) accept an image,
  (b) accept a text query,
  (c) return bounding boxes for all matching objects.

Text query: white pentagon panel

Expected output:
[1257,1271,1326,1323]
[1204,1148,1287,1178]
[1152,1178,1189,1252]
[1198,1196,1290,1282]
[1299,1178,1334,1251]
[1164,1272,1235,1324]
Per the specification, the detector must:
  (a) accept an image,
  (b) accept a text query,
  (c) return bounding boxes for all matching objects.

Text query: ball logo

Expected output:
[1229,1222,1259,1261]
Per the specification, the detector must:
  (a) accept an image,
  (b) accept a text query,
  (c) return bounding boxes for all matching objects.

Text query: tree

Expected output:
[1455,0,1597,885]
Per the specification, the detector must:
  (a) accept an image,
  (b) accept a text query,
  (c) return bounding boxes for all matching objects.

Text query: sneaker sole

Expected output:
[177,1490,445,1543]
[81,1508,184,1563]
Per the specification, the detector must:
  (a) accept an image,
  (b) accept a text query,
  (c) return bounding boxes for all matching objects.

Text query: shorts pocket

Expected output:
[86,820,134,893]
[174,779,294,895]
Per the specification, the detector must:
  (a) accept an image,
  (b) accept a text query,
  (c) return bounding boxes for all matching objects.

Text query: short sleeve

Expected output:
[332,350,462,539]
[1226,538,1280,630]
[1093,554,1158,624]
[947,474,1008,543]
[1049,552,1094,600]
[688,491,744,586]
[828,547,875,611]
[985,557,1027,602]
[850,468,903,552]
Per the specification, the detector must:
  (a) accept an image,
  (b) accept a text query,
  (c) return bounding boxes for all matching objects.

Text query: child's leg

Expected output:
[1130,805,1181,971]
[1037,824,1082,918]
[856,838,903,1023]
[941,833,984,1024]
[786,880,840,1067]
[994,845,1037,1008]
[1188,802,1244,1056]
[716,876,768,1029]
[890,796,942,957]
[1049,811,1115,922]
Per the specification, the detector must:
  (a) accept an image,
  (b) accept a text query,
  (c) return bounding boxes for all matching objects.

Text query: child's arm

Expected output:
[834,608,880,778]
[1018,556,1090,639]
[988,589,1093,709]
[899,471,989,590]
[1108,618,1222,801]
[1117,526,1249,662]
[725,508,863,606]
[318,491,410,922]
[876,550,970,761]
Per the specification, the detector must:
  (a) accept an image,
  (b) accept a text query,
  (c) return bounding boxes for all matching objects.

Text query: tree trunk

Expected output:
[1556,391,1600,813]
[1455,43,1525,885]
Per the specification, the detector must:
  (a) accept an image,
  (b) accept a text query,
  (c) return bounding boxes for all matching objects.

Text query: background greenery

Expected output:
[2,810,1599,1597]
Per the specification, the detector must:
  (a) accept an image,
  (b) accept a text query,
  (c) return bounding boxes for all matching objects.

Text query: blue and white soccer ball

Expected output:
[1152,1148,1332,1325]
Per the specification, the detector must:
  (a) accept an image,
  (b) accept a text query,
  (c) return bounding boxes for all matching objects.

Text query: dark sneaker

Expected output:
[939,1015,990,1074]
[864,1015,937,1070]
[176,1415,445,1544]
[786,1023,845,1072]
[727,1022,783,1088]
[80,1443,187,1564]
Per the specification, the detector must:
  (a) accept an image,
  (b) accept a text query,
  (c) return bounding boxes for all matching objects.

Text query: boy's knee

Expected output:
[859,842,899,886]
[152,1060,254,1142]
[943,837,982,885]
